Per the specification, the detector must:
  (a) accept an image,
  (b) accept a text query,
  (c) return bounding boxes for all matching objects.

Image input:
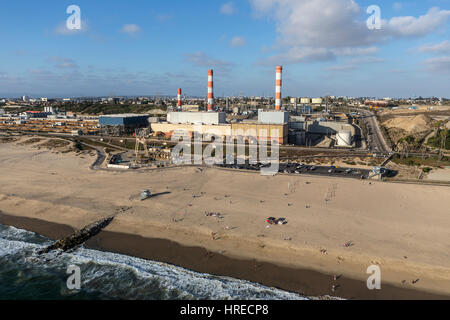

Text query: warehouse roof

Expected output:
[99,114,150,118]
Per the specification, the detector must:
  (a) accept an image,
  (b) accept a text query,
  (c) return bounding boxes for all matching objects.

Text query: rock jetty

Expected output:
[38,216,114,254]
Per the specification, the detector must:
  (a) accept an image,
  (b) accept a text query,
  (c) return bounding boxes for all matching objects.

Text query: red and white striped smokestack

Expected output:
[208,69,214,111]
[275,66,283,111]
[177,88,182,108]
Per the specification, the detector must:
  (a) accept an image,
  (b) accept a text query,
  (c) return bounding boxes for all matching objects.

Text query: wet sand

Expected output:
[0,212,448,300]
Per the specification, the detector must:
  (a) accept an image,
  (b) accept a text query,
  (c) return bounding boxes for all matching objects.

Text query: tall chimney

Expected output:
[275,66,283,111]
[208,69,214,111]
[177,88,182,109]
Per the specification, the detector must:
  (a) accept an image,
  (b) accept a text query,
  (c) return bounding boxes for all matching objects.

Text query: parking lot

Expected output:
[216,161,371,179]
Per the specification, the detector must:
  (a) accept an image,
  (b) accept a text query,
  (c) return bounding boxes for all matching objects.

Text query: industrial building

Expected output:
[167,112,226,125]
[365,100,390,108]
[149,67,290,144]
[21,111,52,119]
[145,66,357,147]
[150,122,288,144]
[300,98,311,104]
[305,120,355,148]
[181,105,200,112]
[99,114,150,135]
[258,110,289,124]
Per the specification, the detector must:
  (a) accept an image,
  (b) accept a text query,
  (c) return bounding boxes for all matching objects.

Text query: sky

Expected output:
[0,0,449,98]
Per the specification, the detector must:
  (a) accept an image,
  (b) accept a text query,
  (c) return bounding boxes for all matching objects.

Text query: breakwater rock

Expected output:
[38,216,114,254]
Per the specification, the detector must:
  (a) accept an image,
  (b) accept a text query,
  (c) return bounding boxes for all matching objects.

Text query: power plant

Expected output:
[1,65,357,149]
[148,65,354,149]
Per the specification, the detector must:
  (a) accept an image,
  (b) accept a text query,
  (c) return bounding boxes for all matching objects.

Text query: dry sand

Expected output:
[1,138,450,298]
[383,114,433,133]
[426,168,450,182]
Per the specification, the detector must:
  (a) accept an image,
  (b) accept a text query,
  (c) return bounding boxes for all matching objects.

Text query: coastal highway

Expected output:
[352,108,391,155]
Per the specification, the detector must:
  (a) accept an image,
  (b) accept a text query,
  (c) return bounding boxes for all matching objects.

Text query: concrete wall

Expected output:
[150,122,288,144]
[258,111,289,124]
[307,121,355,135]
[151,123,232,137]
[167,112,226,125]
[181,105,200,112]
[232,123,288,144]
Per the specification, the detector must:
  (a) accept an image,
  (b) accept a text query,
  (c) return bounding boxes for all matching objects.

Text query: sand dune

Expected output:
[383,114,433,133]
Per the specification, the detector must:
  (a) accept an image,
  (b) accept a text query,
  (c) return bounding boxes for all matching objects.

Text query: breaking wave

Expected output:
[0,224,308,300]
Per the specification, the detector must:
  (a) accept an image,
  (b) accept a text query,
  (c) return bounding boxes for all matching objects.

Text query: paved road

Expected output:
[352,108,391,155]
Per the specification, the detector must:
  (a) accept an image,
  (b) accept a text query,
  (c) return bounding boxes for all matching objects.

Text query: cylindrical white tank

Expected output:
[337,131,352,147]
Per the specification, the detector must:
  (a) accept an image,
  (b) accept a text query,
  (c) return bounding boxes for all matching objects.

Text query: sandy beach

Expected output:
[1,137,449,299]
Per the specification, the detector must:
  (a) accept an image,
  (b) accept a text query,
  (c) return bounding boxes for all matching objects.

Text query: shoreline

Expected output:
[1,212,448,300]
[1,140,449,300]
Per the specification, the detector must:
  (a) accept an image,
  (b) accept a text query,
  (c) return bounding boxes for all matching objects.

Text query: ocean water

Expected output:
[0,224,308,300]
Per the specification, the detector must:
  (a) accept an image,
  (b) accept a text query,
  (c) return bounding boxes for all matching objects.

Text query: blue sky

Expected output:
[0,0,449,98]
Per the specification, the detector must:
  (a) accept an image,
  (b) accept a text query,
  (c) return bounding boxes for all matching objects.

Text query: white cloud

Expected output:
[249,0,450,65]
[393,2,403,11]
[325,65,357,72]
[230,36,246,47]
[54,20,88,35]
[264,47,335,65]
[156,14,173,22]
[220,2,237,15]
[422,56,450,73]
[121,24,142,35]
[386,7,450,37]
[184,52,234,72]
[324,55,384,73]
[349,56,385,64]
[417,40,450,53]
[48,57,79,69]
[250,0,372,48]
[331,47,379,56]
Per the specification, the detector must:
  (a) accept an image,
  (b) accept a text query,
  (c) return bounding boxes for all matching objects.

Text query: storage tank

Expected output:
[336,131,352,147]
[300,98,311,104]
